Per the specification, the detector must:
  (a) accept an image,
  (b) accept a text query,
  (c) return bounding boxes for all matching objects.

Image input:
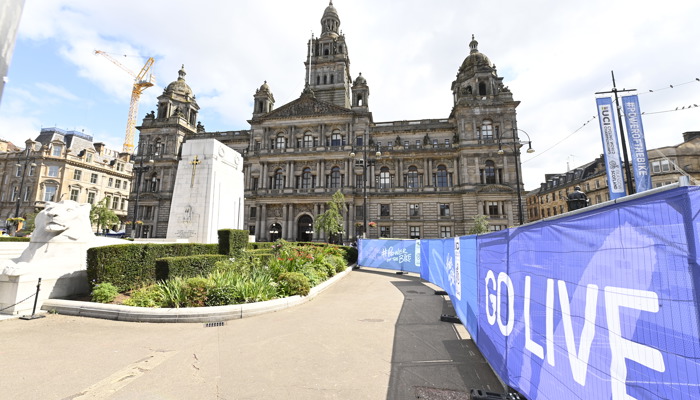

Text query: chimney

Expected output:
[682,131,700,142]
[94,142,105,155]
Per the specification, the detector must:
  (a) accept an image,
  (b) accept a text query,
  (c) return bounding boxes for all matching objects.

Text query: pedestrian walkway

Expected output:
[0,268,503,399]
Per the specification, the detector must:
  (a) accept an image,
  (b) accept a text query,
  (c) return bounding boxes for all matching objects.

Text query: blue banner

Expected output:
[357,238,420,273]
[596,97,626,199]
[360,186,700,399]
[622,95,652,193]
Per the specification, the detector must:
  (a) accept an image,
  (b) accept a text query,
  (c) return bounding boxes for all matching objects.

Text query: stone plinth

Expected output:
[166,139,244,243]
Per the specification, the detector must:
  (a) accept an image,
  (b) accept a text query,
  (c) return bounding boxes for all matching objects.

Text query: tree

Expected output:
[90,199,119,235]
[314,190,347,244]
[467,215,490,235]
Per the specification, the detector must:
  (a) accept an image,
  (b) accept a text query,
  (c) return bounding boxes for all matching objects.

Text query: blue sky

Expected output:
[1,0,699,190]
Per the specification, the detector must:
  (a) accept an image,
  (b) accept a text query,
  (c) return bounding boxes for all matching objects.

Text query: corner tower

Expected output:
[304,1,351,108]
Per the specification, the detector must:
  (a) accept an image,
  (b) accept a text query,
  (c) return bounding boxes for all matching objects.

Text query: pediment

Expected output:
[253,89,353,121]
[477,184,514,193]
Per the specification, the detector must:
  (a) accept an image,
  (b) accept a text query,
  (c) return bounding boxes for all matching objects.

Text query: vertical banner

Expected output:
[622,95,652,193]
[596,97,626,199]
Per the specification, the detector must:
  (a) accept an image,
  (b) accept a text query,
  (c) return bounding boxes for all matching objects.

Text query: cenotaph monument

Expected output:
[166,138,244,243]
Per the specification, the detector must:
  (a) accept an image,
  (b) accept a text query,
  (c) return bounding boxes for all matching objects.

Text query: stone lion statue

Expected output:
[2,200,121,276]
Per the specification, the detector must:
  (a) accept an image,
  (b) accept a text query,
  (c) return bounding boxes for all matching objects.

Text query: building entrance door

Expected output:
[297,215,313,242]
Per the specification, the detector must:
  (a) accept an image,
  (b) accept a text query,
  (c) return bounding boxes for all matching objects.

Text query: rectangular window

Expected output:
[73,169,82,180]
[15,165,21,177]
[416,140,421,146]
[86,153,93,163]
[116,163,124,172]
[445,139,450,146]
[112,196,119,209]
[48,166,59,177]
[380,226,391,238]
[105,196,112,208]
[249,225,256,235]
[251,177,259,190]
[90,173,98,184]
[87,192,96,204]
[108,178,113,187]
[121,198,126,210]
[485,201,499,215]
[409,203,420,216]
[52,145,62,157]
[356,137,363,146]
[23,186,31,201]
[440,226,451,238]
[250,207,257,218]
[439,203,450,216]
[10,186,18,202]
[355,205,364,219]
[44,186,57,202]
[380,204,390,217]
[70,189,79,201]
[29,165,35,176]
[409,226,420,239]
[115,179,121,189]
[355,174,365,188]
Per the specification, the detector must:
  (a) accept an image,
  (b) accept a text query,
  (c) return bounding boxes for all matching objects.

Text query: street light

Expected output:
[130,153,154,238]
[497,128,535,225]
[350,134,381,239]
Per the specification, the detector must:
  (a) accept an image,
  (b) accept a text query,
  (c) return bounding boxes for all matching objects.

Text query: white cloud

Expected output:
[2,0,699,189]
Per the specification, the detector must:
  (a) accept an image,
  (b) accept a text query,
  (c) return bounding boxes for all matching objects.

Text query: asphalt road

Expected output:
[0,268,503,400]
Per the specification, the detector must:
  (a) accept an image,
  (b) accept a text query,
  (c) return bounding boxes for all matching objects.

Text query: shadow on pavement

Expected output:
[354,270,504,399]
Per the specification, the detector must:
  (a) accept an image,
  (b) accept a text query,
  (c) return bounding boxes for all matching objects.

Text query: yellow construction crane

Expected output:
[95,50,155,153]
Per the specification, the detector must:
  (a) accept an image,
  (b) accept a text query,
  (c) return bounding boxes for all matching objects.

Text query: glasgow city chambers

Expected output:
[129,1,526,242]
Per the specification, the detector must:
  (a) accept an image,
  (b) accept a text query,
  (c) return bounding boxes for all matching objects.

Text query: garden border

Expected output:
[41,266,353,323]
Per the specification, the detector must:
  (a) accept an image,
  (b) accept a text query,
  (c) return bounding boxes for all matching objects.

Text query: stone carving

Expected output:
[263,96,353,119]
[268,205,283,217]
[1,200,122,276]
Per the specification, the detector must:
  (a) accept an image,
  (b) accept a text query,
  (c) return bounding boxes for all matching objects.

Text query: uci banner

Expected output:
[596,97,626,199]
[622,95,652,193]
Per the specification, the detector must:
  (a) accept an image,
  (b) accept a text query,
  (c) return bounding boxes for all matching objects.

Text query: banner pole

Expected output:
[610,71,636,195]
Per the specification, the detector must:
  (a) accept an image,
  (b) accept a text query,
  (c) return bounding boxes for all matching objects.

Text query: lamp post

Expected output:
[130,153,154,238]
[350,135,381,239]
[497,128,535,225]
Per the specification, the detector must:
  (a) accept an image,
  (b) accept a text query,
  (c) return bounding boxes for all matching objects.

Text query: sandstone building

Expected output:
[0,128,132,231]
[129,2,528,241]
[526,131,700,222]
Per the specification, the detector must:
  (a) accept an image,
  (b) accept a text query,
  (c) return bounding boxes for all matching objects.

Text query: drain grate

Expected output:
[204,321,225,328]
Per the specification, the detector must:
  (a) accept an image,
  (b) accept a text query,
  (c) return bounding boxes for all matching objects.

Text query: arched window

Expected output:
[435,165,449,187]
[154,139,163,155]
[484,160,496,184]
[481,120,493,142]
[479,82,487,95]
[379,166,391,189]
[275,136,286,149]
[330,166,341,188]
[357,95,363,106]
[301,168,312,189]
[323,75,327,84]
[316,76,320,85]
[406,166,420,188]
[303,133,314,148]
[273,168,285,189]
[330,75,334,84]
[330,131,342,146]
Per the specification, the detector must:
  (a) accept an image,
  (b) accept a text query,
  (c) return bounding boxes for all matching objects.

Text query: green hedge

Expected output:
[87,243,219,291]
[0,237,31,242]
[218,229,249,256]
[155,254,230,281]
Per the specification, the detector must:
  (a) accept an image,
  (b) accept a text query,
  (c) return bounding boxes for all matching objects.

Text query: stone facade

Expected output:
[129,2,526,241]
[0,128,132,232]
[526,132,700,222]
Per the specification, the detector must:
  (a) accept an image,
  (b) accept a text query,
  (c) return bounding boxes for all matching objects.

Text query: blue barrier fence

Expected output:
[357,186,700,399]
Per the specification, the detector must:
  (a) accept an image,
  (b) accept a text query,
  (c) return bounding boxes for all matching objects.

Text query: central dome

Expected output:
[459,35,493,73]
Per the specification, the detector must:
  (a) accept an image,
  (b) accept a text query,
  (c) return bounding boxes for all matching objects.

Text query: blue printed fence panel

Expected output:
[357,238,420,273]
[355,186,700,399]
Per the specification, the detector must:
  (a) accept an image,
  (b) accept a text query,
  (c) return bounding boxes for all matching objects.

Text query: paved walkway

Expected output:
[0,268,503,400]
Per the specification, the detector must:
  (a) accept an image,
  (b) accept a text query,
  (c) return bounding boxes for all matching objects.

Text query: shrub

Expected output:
[123,285,163,307]
[155,254,229,281]
[236,269,277,303]
[0,237,30,242]
[277,272,311,297]
[218,229,249,256]
[87,243,219,291]
[159,276,188,308]
[183,277,211,307]
[91,282,119,303]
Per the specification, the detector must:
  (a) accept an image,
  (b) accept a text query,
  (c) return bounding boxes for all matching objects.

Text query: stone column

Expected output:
[282,204,289,240]
[261,204,268,240]
[255,205,262,241]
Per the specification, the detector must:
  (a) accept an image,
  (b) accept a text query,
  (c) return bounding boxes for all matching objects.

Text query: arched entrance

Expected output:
[297,215,314,242]
[269,223,282,242]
